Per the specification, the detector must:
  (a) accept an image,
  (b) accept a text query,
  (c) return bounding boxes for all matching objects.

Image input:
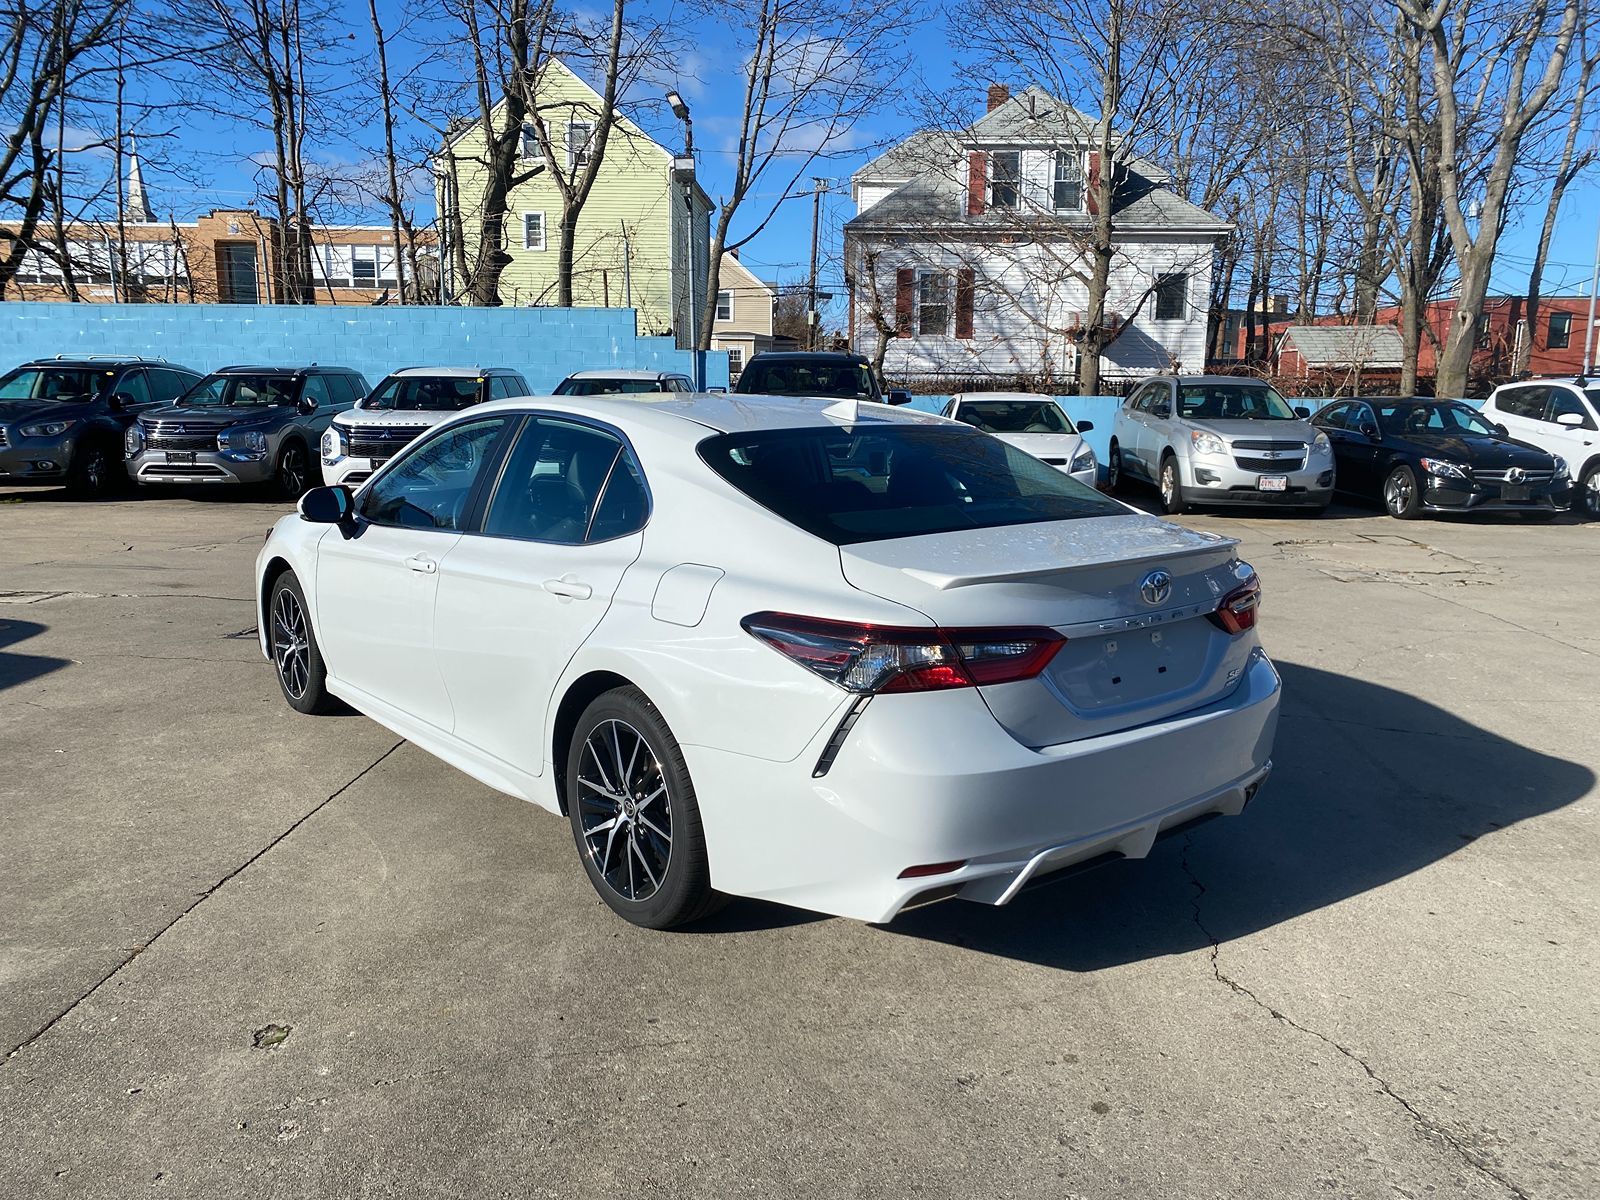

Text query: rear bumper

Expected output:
[686,648,1281,923]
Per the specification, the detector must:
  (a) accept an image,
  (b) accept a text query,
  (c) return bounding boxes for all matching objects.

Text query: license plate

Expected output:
[1257,475,1288,492]
[163,450,196,465]
[1501,485,1528,501]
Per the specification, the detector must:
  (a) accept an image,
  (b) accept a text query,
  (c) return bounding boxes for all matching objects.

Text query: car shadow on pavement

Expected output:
[887,661,1594,970]
[0,617,72,691]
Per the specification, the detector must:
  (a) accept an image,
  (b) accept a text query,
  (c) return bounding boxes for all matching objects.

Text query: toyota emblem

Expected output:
[1140,569,1173,606]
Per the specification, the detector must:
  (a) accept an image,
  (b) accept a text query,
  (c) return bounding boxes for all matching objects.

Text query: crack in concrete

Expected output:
[1179,835,1531,1200]
[2,740,405,1065]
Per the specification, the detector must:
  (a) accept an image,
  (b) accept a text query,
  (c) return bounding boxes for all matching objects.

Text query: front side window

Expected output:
[955,399,1073,434]
[1154,274,1188,321]
[523,212,546,251]
[0,367,105,402]
[1314,402,1349,430]
[699,424,1121,546]
[180,374,298,408]
[917,271,951,336]
[1547,388,1596,429]
[1177,383,1296,421]
[361,417,507,530]
[482,417,646,543]
[113,369,153,406]
[365,375,485,411]
[1548,312,1573,349]
[301,375,333,408]
[716,290,733,322]
[1053,150,1082,211]
[989,151,1020,210]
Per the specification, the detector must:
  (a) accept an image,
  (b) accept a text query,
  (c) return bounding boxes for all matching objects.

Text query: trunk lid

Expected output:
[839,513,1258,746]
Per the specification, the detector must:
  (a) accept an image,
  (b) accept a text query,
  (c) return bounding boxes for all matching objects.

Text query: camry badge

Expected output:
[1140,569,1173,606]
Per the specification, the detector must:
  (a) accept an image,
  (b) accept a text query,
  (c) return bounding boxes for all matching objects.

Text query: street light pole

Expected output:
[1584,211,1600,378]
[806,178,824,350]
[666,90,703,389]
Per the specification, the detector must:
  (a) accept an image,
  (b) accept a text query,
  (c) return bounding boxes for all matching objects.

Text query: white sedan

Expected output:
[256,395,1280,928]
[942,392,1099,488]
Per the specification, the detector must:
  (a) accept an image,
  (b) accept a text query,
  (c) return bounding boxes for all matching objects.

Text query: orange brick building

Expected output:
[2,209,436,306]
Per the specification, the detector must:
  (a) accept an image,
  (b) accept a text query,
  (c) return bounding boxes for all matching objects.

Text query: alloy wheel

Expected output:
[1385,472,1413,515]
[280,446,306,496]
[84,448,107,492]
[1107,448,1120,489]
[576,719,672,903]
[1161,462,1176,504]
[1585,471,1600,517]
[272,587,311,700]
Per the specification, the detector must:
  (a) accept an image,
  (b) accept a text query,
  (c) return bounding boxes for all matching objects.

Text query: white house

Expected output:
[843,84,1231,387]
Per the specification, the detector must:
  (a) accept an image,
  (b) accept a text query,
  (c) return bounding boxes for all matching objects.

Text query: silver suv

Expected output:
[126,364,367,499]
[1108,375,1334,514]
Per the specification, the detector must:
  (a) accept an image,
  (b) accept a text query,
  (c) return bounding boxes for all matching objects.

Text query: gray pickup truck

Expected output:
[126,364,368,499]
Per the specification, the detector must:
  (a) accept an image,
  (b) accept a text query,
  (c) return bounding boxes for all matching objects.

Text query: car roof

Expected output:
[1147,374,1277,385]
[952,392,1057,403]
[463,392,952,438]
[564,369,685,380]
[23,357,147,369]
[745,351,868,364]
[389,365,513,378]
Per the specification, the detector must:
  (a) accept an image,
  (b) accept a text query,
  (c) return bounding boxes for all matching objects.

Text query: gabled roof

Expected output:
[854,129,959,183]
[1278,324,1405,369]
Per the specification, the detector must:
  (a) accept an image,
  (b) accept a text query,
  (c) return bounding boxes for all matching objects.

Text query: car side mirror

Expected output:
[1076,419,1094,432]
[298,485,354,526]
[108,392,135,412]
[1556,412,1585,428]
[298,396,318,414]
[886,389,913,406]
[1360,423,1381,441]
[1154,404,1171,419]
[1494,422,1509,436]
[1294,406,1311,418]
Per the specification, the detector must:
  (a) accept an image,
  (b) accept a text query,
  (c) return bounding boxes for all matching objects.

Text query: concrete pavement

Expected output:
[2,485,1596,1199]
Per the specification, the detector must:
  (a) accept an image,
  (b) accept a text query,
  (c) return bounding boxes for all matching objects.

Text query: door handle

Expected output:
[405,554,437,574]
[543,577,592,600]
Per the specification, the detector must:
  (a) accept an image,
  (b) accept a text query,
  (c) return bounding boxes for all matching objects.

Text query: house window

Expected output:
[520,123,538,159]
[726,347,744,375]
[1549,311,1573,349]
[1053,150,1082,211]
[917,271,951,336]
[716,289,733,322]
[1477,314,1492,348]
[1154,273,1188,321]
[989,151,1020,210]
[523,212,546,251]
[567,121,593,172]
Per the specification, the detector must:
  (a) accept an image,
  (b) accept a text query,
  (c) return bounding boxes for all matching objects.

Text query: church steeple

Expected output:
[126,135,155,223]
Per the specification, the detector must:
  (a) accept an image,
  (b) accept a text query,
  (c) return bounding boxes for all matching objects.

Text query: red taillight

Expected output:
[1208,576,1261,635]
[741,612,1064,695]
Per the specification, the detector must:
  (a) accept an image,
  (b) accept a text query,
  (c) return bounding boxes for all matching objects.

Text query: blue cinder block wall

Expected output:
[0,303,729,392]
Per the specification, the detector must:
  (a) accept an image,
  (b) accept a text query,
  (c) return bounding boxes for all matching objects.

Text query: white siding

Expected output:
[855,182,904,215]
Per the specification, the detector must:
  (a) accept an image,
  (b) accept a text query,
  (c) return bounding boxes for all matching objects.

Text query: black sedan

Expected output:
[1312,397,1571,519]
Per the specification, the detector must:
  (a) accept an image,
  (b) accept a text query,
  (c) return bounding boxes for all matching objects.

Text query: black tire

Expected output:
[1159,453,1186,514]
[1383,464,1423,520]
[267,570,338,715]
[1106,442,1124,493]
[65,437,120,499]
[275,441,311,502]
[566,686,723,930]
[1578,463,1600,520]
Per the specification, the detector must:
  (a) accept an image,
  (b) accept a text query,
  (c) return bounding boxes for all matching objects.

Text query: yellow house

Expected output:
[436,58,712,342]
[709,251,782,379]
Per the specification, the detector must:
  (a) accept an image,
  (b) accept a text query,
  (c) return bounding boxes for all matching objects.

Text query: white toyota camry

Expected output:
[255,394,1280,928]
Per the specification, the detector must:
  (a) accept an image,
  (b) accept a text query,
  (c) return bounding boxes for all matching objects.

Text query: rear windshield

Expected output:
[734,359,876,400]
[698,424,1121,546]
[364,375,482,411]
[954,399,1074,434]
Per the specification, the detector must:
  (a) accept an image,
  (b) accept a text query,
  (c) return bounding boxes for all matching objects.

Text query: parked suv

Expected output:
[322,366,530,487]
[553,369,693,395]
[126,364,367,499]
[1108,375,1334,513]
[1482,377,1600,517]
[0,356,202,496]
[733,351,912,405]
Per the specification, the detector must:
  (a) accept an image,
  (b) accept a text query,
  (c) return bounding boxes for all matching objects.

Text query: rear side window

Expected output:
[699,424,1121,546]
[1495,386,1546,420]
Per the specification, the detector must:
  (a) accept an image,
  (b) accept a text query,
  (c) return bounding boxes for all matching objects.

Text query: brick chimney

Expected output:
[986,83,1010,112]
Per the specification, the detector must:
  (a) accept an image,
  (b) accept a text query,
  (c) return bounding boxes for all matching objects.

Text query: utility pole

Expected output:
[807,177,825,350]
[1584,212,1600,378]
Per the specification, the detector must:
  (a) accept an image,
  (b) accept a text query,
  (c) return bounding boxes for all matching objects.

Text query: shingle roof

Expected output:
[1279,325,1405,368]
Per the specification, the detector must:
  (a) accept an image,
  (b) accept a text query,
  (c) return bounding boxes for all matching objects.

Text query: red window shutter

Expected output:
[895,268,914,336]
[967,152,987,216]
[955,268,975,339]
[1086,152,1102,216]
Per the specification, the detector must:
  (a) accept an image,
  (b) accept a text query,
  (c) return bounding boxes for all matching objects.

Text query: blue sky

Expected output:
[113,0,1599,310]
